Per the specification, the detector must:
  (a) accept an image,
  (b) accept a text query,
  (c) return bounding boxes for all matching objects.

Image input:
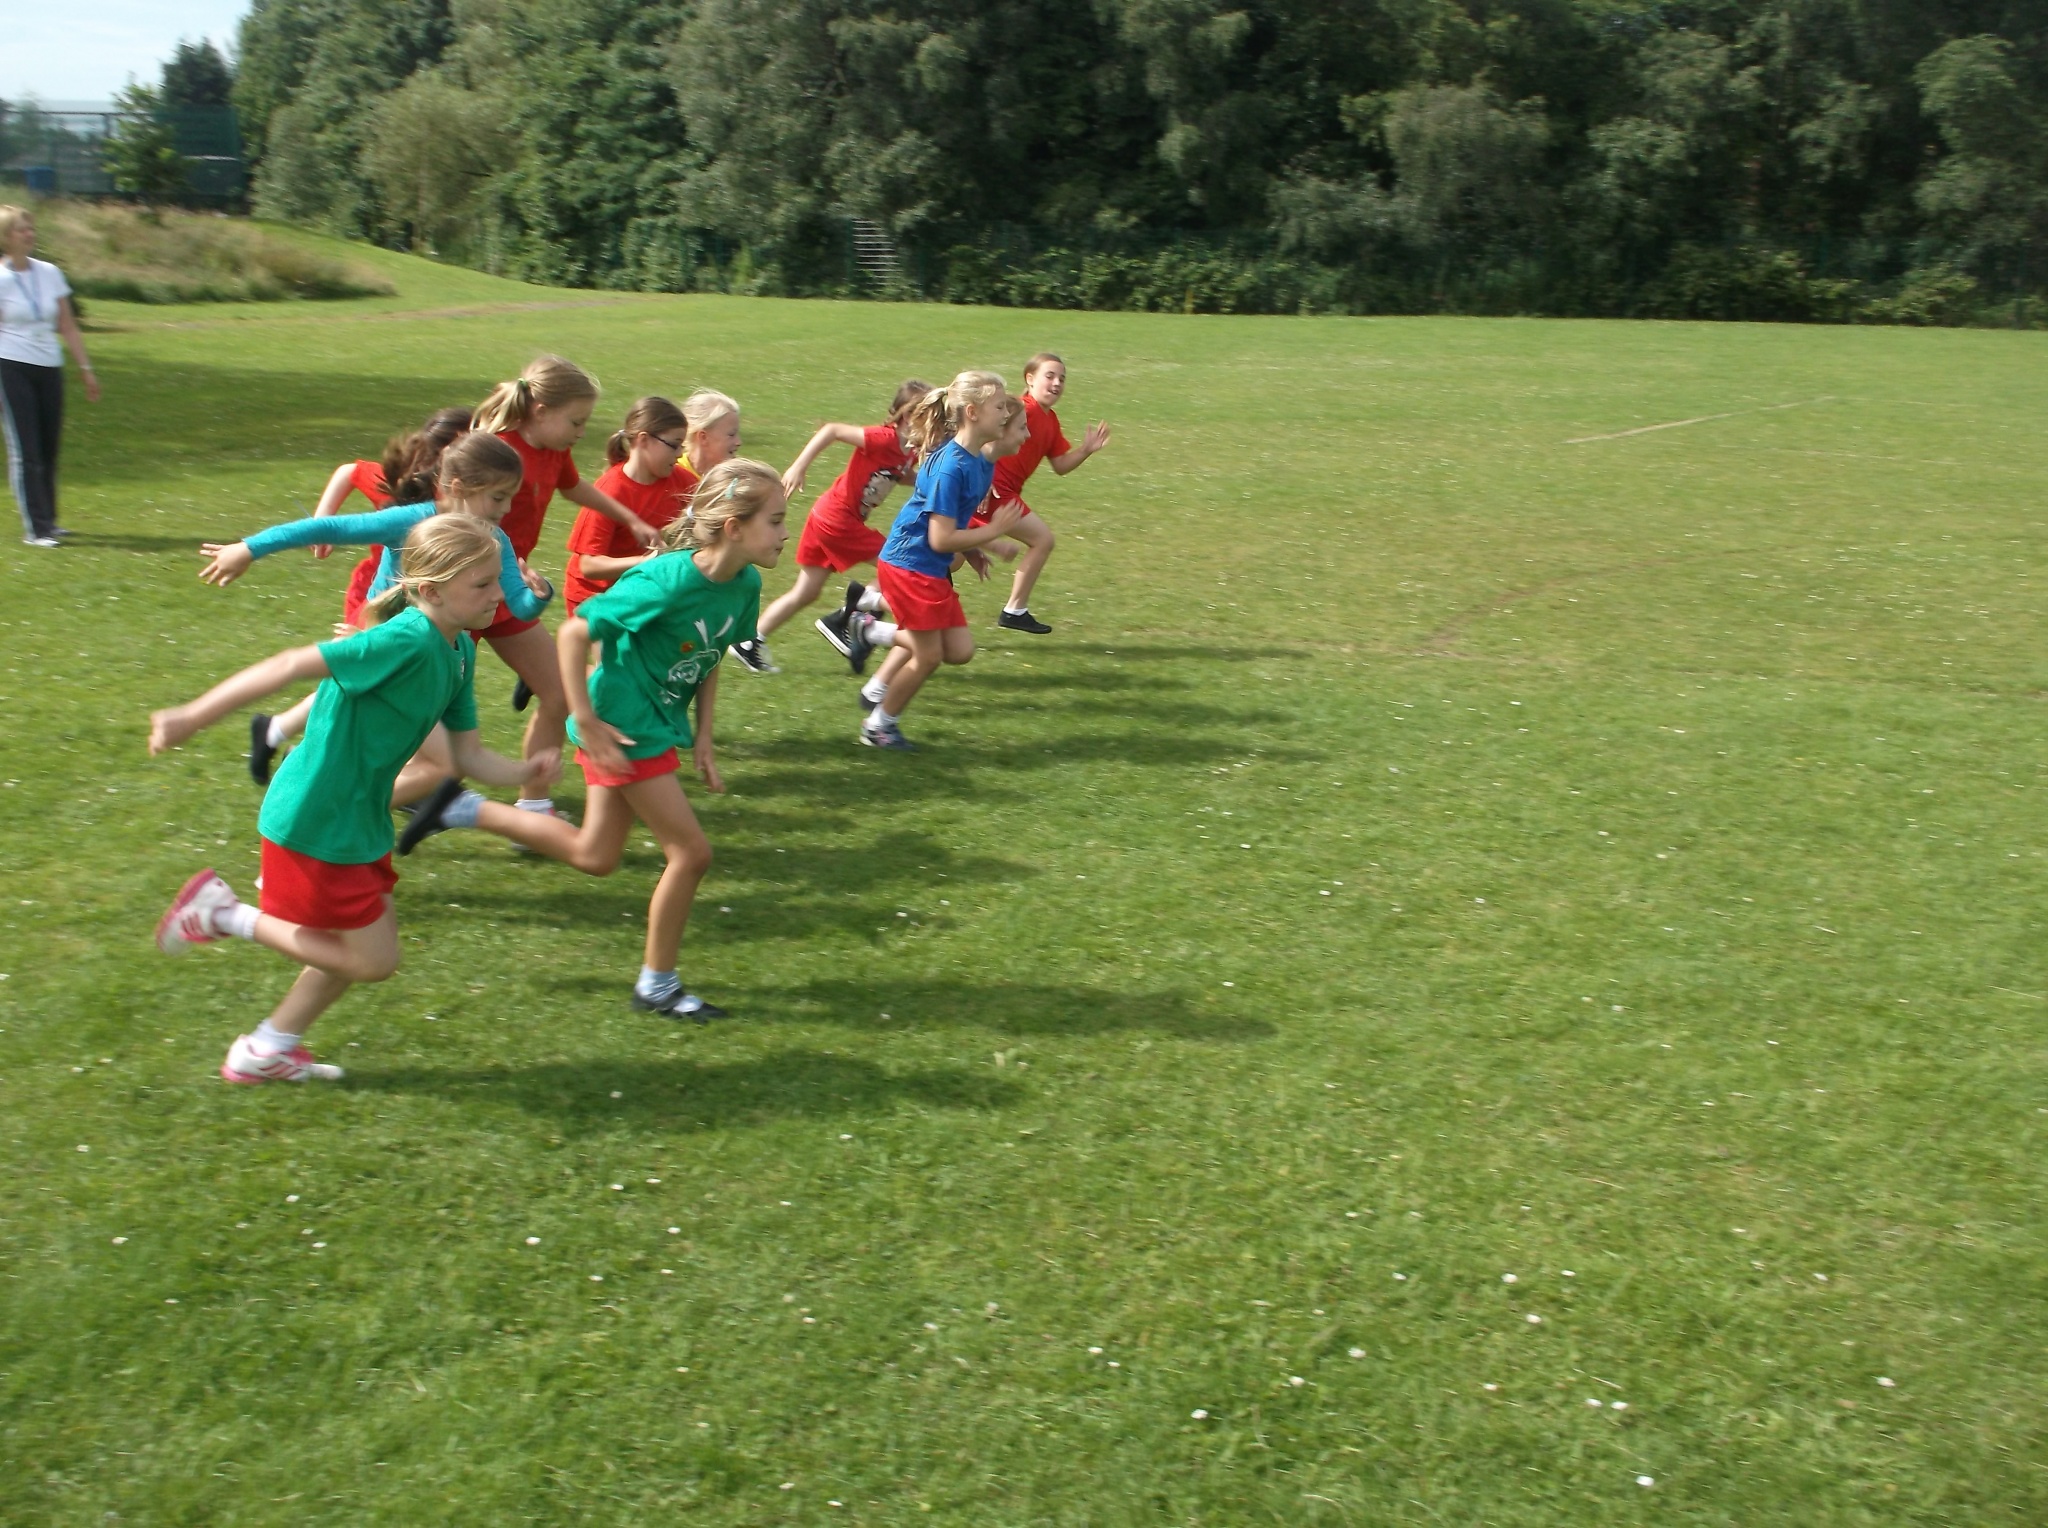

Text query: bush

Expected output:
[1641,245,1860,323]
[27,197,393,304]
[1860,264,1981,326]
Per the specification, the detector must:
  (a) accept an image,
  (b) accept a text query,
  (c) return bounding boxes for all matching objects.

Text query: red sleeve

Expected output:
[861,425,899,461]
[349,459,393,507]
[556,451,581,493]
[1043,407,1072,458]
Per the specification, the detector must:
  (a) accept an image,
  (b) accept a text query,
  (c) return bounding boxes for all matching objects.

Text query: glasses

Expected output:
[652,434,685,452]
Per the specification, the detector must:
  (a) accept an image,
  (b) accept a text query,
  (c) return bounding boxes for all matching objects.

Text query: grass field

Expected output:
[3,230,2045,1525]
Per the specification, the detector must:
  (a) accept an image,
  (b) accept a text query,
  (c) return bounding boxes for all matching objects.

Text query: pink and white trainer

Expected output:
[220,1034,345,1084]
[156,870,240,954]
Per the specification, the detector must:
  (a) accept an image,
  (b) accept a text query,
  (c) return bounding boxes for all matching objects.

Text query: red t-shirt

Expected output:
[810,424,915,527]
[497,430,581,560]
[564,461,698,611]
[991,396,1070,504]
[347,459,394,507]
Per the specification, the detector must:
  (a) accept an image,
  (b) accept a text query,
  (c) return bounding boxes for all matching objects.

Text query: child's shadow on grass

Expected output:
[772,977,1273,1041]
[348,1047,1021,1133]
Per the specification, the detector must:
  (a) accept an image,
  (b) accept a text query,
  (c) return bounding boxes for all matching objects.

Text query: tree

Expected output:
[1913,36,2048,285]
[103,83,189,203]
[359,71,510,252]
[162,40,235,108]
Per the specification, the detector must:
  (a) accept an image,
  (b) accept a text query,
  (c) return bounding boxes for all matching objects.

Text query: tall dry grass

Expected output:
[22,198,394,304]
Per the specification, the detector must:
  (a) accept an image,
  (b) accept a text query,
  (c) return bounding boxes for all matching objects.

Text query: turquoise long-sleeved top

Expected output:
[243,501,550,622]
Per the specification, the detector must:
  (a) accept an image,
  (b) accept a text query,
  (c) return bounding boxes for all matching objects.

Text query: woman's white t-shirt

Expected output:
[0,258,72,368]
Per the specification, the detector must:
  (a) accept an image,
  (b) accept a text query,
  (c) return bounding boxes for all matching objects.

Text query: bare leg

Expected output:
[392,724,454,807]
[274,692,316,742]
[879,627,973,716]
[870,643,911,693]
[473,787,636,874]
[758,564,831,638]
[1004,512,1056,609]
[487,623,568,773]
[249,902,401,1037]
[619,774,713,971]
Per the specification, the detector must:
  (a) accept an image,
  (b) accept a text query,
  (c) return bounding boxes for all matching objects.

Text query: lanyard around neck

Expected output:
[7,263,48,326]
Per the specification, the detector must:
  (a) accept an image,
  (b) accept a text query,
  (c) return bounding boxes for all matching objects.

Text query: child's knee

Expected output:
[356,949,401,983]
[944,647,974,666]
[670,839,712,878]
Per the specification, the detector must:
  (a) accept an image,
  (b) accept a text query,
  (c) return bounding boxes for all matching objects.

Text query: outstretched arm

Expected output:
[200,503,426,586]
[563,479,659,548]
[780,423,866,500]
[149,646,329,754]
[1049,421,1111,474]
[928,501,1024,553]
[307,462,361,559]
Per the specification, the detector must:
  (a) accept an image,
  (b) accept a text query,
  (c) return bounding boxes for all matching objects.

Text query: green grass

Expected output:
[3,251,2046,1524]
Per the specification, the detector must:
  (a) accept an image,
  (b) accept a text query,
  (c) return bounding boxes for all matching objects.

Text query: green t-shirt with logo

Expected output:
[258,607,479,863]
[570,552,761,758]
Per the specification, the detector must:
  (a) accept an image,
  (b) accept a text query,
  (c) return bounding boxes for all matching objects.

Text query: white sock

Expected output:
[444,789,486,829]
[265,717,289,749]
[249,1020,300,1055]
[868,619,899,645]
[856,588,886,614]
[217,901,261,941]
[1004,604,1029,615]
[636,965,680,1000]
[514,797,554,814]
[874,706,901,728]
[861,676,888,705]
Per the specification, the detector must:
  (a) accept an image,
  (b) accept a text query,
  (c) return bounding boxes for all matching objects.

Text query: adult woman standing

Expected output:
[0,205,100,547]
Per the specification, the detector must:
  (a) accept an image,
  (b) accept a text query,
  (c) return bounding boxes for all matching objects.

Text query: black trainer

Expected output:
[841,579,868,618]
[729,639,779,675]
[248,714,278,786]
[398,778,466,856]
[632,987,729,1024]
[997,608,1053,634]
[512,678,534,712]
[816,607,873,673]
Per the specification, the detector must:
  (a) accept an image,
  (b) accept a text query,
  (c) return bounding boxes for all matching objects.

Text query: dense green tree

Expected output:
[161,40,236,108]
[103,84,189,203]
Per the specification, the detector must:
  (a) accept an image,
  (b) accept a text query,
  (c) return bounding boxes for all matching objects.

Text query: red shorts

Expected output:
[876,561,965,632]
[577,746,680,789]
[477,605,541,641]
[795,510,886,573]
[340,554,380,628]
[968,497,1034,529]
[259,839,396,931]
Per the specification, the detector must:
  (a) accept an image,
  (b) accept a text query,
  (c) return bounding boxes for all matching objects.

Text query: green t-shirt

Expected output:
[570,552,761,758]
[258,607,480,863]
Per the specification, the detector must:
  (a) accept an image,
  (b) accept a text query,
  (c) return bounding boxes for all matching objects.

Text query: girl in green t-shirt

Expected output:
[149,517,552,1085]
[399,459,788,1022]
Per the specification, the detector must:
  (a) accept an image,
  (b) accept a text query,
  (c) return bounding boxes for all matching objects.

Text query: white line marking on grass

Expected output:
[1567,396,1833,444]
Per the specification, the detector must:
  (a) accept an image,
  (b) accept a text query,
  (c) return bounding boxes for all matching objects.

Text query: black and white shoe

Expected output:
[248,713,278,786]
[632,987,729,1024]
[398,778,467,856]
[511,678,534,712]
[997,608,1052,634]
[816,607,874,673]
[729,639,779,674]
[841,579,868,617]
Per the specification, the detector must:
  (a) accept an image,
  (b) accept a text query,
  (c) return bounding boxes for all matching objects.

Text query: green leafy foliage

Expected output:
[102,85,189,204]
[223,0,2048,318]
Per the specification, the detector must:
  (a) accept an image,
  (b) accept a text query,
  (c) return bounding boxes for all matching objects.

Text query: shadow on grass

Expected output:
[64,532,217,554]
[347,1046,1022,1133]
[771,977,1273,1040]
[400,828,1037,945]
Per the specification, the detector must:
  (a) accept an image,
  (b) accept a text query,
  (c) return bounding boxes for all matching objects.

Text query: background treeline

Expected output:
[226,0,2047,321]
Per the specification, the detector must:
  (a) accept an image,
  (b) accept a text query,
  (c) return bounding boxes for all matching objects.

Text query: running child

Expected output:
[563,389,739,615]
[847,394,1028,717]
[977,351,1111,634]
[398,459,787,1021]
[150,516,551,1084]
[821,371,1021,751]
[307,405,473,595]
[195,432,553,799]
[250,406,475,776]
[473,355,659,814]
[729,379,930,674]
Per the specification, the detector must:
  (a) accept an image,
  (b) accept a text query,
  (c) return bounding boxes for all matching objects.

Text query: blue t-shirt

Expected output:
[878,440,995,580]
[243,502,549,622]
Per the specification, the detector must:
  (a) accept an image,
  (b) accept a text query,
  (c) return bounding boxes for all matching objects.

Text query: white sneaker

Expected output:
[221,1034,345,1084]
[156,869,240,953]
[22,535,59,548]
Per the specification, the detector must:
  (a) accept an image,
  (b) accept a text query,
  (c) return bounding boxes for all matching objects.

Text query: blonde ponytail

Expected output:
[361,516,501,626]
[473,355,600,435]
[899,369,1006,456]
